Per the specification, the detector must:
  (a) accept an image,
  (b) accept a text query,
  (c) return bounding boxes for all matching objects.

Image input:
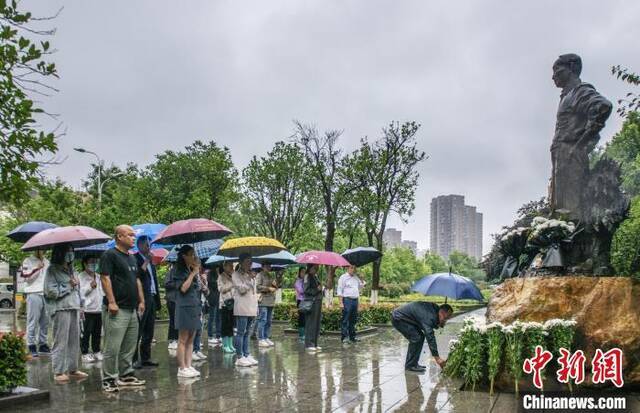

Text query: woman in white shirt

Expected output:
[78,256,103,363]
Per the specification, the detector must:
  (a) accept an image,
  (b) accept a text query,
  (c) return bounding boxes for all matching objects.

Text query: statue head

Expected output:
[553,53,582,88]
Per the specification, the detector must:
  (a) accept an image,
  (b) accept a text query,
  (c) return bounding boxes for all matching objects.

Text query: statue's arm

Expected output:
[574,86,613,150]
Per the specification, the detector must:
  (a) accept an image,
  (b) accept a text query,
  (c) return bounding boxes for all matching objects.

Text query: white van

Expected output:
[0,283,14,309]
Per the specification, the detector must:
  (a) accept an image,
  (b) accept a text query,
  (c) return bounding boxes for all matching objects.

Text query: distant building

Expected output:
[430,194,483,260]
[383,228,402,248]
[401,240,418,255]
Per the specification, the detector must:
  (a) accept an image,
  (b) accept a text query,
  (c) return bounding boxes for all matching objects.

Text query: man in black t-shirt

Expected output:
[99,225,146,392]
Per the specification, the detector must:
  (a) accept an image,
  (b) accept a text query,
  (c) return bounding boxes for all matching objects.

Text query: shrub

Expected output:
[273,303,296,321]
[611,196,640,277]
[0,332,27,394]
[287,303,400,332]
[281,289,297,303]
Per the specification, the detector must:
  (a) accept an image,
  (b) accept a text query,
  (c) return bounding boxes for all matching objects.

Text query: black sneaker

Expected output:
[116,375,146,387]
[28,345,38,358]
[349,338,361,343]
[102,380,119,393]
[38,344,51,355]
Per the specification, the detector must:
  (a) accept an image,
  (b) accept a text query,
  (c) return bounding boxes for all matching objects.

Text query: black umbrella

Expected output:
[341,246,383,267]
[7,221,58,243]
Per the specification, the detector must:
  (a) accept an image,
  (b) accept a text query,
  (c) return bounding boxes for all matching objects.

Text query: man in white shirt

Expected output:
[337,265,366,344]
[21,250,51,357]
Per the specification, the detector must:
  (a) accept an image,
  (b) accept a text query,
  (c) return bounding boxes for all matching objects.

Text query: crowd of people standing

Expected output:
[18,224,375,393]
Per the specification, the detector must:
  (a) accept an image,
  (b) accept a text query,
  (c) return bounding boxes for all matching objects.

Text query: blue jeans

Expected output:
[235,316,254,357]
[341,297,359,341]
[257,306,274,340]
[207,303,221,339]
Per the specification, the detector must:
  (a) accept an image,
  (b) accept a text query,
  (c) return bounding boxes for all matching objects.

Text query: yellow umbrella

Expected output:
[218,236,286,257]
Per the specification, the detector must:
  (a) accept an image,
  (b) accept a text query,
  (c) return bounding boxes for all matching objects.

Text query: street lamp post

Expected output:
[74,147,117,207]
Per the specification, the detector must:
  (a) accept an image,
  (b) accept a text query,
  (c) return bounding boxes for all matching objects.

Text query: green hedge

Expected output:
[286,303,400,332]
[0,333,27,394]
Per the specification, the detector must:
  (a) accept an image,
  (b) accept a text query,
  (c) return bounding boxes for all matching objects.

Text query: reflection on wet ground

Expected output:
[3,308,638,412]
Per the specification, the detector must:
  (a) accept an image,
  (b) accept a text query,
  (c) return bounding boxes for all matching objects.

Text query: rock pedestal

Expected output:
[487,276,640,388]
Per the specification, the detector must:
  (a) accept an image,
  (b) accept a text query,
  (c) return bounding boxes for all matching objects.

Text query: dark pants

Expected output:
[296,300,306,328]
[81,312,102,354]
[134,296,156,363]
[304,299,322,348]
[341,297,358,341]
[207,300,221,339]
[167,300,178,341]
[392,317,425,369]
[220,307,234,337]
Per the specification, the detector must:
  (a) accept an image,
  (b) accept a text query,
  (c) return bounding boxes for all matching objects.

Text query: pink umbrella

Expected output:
[21,226,111,251]
[152,218,232,245]
[296,250,351,267]
[150,248,169,265]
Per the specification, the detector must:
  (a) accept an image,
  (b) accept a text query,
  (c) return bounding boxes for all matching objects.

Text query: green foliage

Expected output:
[273,303,296,321]
[0,1,59,203]
[286,303,399,331]
[0,332,28,393]
[358,247,429,287]
[602,112,640,197]
[611,196,640,277]
[241,142,319,250]
[612,65,640,118]
[486,325,504,396]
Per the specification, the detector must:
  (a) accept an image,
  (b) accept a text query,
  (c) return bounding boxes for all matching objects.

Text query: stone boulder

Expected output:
[487,276,640,388]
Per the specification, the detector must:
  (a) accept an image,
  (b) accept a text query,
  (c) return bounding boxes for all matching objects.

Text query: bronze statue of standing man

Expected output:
[549,54,612,220]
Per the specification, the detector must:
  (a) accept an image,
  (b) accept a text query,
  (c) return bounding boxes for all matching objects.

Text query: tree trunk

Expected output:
[370,234,384,304]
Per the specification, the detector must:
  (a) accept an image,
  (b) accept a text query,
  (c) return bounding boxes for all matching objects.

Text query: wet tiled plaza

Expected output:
[2,309,637,412]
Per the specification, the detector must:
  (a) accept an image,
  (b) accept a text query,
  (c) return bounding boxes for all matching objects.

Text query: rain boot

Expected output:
[229,336,236,352]
[222,337,232,353]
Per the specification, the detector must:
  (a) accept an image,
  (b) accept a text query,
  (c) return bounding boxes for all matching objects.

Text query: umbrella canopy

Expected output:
[251,262,288,271]
[296,250,351,267]
[150,248,169,265]
[341,246,382,267]
[165,239,224,262]
[219,237,286,258]
[252,250,297,265]
[204,254,234,267]
[74,241,111,258]
[152,218,232,245]
[7,221,59,243]
[411,272,484,302]
[21,226,111,252]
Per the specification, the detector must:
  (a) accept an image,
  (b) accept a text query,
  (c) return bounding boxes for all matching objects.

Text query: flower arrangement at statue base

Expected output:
[443,317,577,395]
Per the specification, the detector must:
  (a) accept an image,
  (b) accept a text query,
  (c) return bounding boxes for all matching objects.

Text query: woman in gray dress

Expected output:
[173,245,202,378]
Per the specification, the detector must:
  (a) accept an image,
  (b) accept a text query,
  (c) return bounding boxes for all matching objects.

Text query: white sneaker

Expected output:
[306,347,317,351]
[93,352,103,361]
[266,339,275,346]
[315,346,322,351]
[245,355,258,366]
[168,341,178,350]
[235,357,251,367]
[177,368,198,378]
[195,351,207,360]
[258,339,270,348]
[187,366,201,376]
[82,354,95,363]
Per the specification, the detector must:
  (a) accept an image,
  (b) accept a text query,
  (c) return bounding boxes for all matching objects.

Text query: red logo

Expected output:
[523,346,553,390]
[592,348,624,388]
[556,348,586,385]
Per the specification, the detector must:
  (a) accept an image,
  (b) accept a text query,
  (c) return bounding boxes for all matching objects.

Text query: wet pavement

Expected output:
[1,308,629,412]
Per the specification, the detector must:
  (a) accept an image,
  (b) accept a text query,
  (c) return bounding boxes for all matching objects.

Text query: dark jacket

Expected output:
[206,269,219,307]
[135,252,161,310]
[392,301,441,357]
[303,273,323,301]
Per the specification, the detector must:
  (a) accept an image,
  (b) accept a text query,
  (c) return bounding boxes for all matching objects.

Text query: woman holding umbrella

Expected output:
[232,253,259,368]
[303,264,323,352]
[43,243,88,382]
[173,245,203,378]
[217,261,236,354]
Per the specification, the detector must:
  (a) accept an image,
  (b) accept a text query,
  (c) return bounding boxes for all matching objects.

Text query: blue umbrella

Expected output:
[251,262,288,271]
[104,223,173,252]
[165,239,224,262]
[7,221,59,243]
[253,250,297,265]
[75,241,111,258]
[411,272,484,302]
[204,254,234,267]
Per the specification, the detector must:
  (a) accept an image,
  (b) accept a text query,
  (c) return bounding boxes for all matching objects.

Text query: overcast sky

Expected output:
[32,1,640,254]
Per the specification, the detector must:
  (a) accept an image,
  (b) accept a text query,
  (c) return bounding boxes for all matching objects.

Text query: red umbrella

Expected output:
[21,226,111,252]
[150,248,169,265]
[152,218,232,245]
[296,250,351,267]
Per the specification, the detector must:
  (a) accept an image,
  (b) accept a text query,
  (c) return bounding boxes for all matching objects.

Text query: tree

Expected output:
[344,121,426,302]
[611,196,640,278]
[601,112,640,197]
[0,1,60,203]
[241,141,319,250]
[612,65,640,118]
[424,251,448,274]
[145,140,237,224]
[294,121,361,291]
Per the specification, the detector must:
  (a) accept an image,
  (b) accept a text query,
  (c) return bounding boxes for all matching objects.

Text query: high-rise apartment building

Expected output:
[382,228,402,248]
[430,195,483,260]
